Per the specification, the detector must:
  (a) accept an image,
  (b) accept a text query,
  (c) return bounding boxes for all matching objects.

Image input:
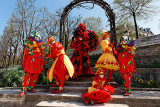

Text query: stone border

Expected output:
[121,87,160,91]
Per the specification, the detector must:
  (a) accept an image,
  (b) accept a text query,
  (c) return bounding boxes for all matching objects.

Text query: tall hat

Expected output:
[73,23,87,37]
[77,23,87,32]
[48,36,55,44]
[102,32,111,40]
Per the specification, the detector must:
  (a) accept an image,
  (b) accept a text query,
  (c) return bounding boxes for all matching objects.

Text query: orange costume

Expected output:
[95,32,119,84]
[46,36,74,93]
[20,31,44,96]
[82,68,114,105]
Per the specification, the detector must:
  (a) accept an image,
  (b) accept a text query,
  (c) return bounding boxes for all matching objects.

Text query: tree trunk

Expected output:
[2,57,6,68]
[14,33,20,65]
[8,44,12,66]
[13,52,15,65]
[133,12,139,39]
[13,48,17,65]
[110,13,117,49]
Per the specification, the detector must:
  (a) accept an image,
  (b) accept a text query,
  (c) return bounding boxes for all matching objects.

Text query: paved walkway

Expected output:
[36,101,129,107]
[1,87,160,107]
[1,87,160,98]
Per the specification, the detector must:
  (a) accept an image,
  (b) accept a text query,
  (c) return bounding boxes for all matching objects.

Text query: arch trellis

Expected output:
[60,0,117,47]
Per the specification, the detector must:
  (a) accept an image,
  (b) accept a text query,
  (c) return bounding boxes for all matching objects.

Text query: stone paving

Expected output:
[127,91,160,98]
[36,101,129,107]
[1,88,160,107]
[1,87,160,98]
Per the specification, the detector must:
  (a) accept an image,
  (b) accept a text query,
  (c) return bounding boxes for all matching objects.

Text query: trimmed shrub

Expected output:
[0,65,24,87]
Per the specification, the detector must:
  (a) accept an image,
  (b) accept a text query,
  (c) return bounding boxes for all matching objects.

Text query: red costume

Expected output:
[46,36,74,93]
[117,35,136,96]
[70,23,99,76]
[82,68,114,105]
[20,31,44,96]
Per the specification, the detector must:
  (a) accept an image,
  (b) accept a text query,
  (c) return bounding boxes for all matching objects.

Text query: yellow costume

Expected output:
[95,39,119,70]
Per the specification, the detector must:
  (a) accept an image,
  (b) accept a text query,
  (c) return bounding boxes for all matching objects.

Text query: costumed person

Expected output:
[117,33,136,96]
[82,68,114,105]
[46,36,74,94]
[70,23,99,77]
[20,31,44,96]
[95,32,119,85]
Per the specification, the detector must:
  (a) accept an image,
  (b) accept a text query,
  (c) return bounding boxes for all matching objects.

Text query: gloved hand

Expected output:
[45,54,50,58]
[109,43,114,47]
[99,86,104,90]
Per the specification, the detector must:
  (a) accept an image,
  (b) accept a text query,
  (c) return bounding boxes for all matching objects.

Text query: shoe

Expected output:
[84,99,89,105]
[124,92,129,96]
[28,89,36,93]
[50,84,59,87]
[51,89,63,94]
[91,100,95,105]
[19,92,25,96]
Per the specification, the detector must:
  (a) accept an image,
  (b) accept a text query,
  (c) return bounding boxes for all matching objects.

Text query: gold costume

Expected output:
[95,39,119,70]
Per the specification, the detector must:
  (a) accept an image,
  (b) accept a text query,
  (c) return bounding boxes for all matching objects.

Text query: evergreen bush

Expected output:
[0,65,24,87]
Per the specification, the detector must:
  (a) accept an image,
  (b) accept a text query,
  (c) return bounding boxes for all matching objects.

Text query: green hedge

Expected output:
[0,64,52,87]
[0,65,24,87]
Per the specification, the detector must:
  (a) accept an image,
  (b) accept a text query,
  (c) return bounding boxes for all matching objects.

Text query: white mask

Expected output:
[35,33,41,41]
[52,41,55,44]
[99,75,104,78]
[79,37,83,41]
[35,36,40,41]
[107,37,110,41]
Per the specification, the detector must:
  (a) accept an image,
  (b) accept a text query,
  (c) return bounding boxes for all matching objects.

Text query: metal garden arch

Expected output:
[60,0,117,47]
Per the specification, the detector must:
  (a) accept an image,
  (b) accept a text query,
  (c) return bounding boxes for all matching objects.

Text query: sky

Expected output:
[0,0,160,36]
